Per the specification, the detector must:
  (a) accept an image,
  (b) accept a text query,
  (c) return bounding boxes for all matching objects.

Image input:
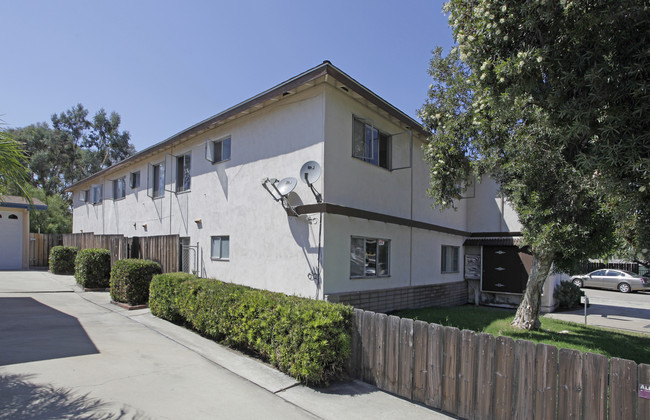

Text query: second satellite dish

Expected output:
[276,177,297,197]
[300,161,321,185]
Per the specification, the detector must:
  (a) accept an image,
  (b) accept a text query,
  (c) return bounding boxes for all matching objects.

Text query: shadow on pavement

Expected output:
[0,373,146,420]
[0,297,99,366]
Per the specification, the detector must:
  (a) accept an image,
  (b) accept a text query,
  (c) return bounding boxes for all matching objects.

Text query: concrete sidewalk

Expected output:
[0,271,454,420]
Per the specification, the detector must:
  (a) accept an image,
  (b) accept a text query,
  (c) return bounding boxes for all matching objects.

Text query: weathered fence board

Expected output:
[374,313,387,388]
[442,326,460,415]
[361,310,376,385]
[639,364,650,419]
[458,329,477,420]
[412,320,429,403]
[513,340,535,419]
[494,336,515,420]
[397,317,414,400]
[347,308,363,378]
[558,349,583,419]
[583,352,607,420]
[474,333,495,420]
[534,343,558,420]
[385,315,400,395]
[425,323,444,409]
[609,358,637,420]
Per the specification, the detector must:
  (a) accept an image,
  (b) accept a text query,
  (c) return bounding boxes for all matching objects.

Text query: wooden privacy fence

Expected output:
[61,232,179,273]
[348,309,650,419]
[29,233,62,267]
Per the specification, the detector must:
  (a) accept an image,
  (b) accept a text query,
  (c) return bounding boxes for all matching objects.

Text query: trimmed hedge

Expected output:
[149,272,198,323]
[49,246,78,275]
[149,276,353,385]
[110,259,162,305]
[75,249,111,289]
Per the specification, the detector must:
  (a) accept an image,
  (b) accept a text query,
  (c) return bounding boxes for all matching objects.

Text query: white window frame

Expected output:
[147,161,166,199]
[113,177,126,200]
[205,136,231,164]
[352,117,391,169]
[441,245,460,273]
[211,236,230,260]
[79,190,88,203]
[91,184,103,205]
[175,153,192,193]
[350,236,390,278]
[130,171,140,189]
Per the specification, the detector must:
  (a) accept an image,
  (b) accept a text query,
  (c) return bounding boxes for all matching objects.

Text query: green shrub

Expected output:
[74,248,111,288]
[110,259,162,305]
[150,277,353,385]
[49,246,78,275]
[554,280,584,310]
[149,272,197,323]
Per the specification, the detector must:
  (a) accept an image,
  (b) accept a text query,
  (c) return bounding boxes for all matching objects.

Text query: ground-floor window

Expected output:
[350,236,390,278]
[211,236,230,260]
[441,245,459,273]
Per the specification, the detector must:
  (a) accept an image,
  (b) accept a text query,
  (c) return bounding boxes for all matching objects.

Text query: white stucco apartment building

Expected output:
[67,62,561,312]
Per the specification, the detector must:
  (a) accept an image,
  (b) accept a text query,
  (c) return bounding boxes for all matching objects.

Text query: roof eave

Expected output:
[66,61,429,191]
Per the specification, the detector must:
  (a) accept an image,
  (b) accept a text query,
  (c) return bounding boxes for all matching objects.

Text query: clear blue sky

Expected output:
[1,0,454,152]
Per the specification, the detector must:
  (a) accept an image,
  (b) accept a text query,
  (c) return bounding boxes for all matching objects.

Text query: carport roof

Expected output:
[0,195,47,211]
[463,236,524,247]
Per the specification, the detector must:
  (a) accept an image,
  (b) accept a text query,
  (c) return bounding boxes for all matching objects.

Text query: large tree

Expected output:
[419,0,649,329]
[8,104,135,233]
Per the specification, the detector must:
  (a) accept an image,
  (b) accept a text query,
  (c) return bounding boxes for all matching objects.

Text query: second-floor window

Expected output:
[130,171,140,189]
[206,136,231,164]
[91,184,103,204]
[352,118,391,169]
[113,177,126,200]
[176,153,191,192]
[148,162,165,198]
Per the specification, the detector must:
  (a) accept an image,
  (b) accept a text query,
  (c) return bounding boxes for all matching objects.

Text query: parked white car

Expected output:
[571,269,650,293]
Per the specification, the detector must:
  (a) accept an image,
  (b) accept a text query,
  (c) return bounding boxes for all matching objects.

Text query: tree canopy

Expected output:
[420,1,648,329]
[8,104,135,233]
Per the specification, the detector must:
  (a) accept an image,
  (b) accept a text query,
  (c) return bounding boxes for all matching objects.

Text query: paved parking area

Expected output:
[0,270,453,420]
[544,288,650,335]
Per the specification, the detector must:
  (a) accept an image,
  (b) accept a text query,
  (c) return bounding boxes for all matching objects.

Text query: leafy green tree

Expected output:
[447,0,650,267]
[24,185,72,233]
[418,0,646,329]
[0,123,30,200]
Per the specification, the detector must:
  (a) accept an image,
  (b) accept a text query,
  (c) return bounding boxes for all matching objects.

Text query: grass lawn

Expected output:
[393,305,650,365]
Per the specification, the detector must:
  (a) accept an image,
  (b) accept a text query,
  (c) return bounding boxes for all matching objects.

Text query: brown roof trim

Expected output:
[295,202,522,239]
[66,61,429,191]
[294,203,469,236]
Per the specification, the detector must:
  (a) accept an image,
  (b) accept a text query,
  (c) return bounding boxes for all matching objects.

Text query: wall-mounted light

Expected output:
[194,218,202,224]
[142,223,147,229]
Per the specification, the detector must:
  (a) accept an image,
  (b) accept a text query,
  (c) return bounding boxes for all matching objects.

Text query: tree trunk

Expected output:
[511,251,554,330]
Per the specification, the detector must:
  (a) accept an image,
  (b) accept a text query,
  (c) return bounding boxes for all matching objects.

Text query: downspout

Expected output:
[408,130,413,287]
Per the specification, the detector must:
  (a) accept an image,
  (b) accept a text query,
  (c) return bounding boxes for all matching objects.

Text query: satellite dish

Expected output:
[276,177,297,197]
[300,161,321,185]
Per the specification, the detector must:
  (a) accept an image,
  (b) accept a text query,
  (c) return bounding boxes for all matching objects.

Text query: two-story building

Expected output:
[66,61,563,313]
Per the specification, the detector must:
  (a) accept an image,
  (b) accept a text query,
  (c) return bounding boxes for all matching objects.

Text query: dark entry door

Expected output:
[482,246,531,293]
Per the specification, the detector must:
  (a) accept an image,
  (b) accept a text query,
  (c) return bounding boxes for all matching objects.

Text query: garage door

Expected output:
[0,211,23,270]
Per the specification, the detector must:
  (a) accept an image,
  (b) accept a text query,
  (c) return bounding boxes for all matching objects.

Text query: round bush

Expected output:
[554,280,583,310]
[110,259,162,305]
[49,246,78,275]
[75,248,111,289]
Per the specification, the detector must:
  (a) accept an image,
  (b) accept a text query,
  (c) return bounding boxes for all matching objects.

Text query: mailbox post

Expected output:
[580,295,589,325]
